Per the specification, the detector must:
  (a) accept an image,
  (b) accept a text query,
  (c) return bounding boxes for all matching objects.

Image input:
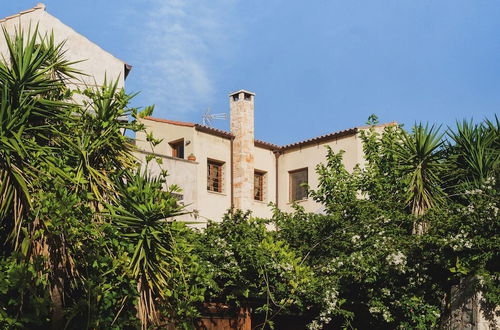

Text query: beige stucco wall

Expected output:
[193,130,232,222]
[0,6,126,89]
[136,118,234,224]
[135,118,371,223]
[133,150,199,224]
[251,146,277,218]
[136,119,195,158]
[277,134,362,213]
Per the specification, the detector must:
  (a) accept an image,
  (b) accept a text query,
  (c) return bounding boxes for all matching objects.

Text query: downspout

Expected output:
[230,136,234,209]
[274,150,280,207]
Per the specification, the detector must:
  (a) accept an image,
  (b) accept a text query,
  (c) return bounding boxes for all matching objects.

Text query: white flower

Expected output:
[386,251,407,273]
[387,251,406,266]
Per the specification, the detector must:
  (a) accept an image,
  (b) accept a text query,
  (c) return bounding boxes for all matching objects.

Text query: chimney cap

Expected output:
[229,89,255,96]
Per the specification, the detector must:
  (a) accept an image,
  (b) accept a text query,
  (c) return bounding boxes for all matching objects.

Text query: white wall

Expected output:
[251,146,277,218]
[193,130,232,222]
[277,134,362,213]
[0,7,126,89]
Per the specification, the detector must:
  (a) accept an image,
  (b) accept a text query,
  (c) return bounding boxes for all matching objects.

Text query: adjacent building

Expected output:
[0,3,131,92]
[1,4,393,225]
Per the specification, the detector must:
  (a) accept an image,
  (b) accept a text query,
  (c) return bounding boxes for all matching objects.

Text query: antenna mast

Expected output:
[202,107,227,127]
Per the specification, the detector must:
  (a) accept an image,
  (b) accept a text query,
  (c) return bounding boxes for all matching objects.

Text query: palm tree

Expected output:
[446,118,499,191]
[0,26,144,328]
[61,80,139,205]
[0,25,82,328]
[108,168,187,329]
[0,26,78,246]
[397,123,446,233]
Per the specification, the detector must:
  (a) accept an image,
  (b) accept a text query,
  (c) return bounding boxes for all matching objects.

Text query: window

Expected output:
[207,160,224,193]
[254,170,266,201]
[289,168,308,202]
[169,139,184,159]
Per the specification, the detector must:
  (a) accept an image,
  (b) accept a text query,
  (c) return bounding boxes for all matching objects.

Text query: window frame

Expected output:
[254,170,266,201]
[169,138,185,159]
[207,159,224,193]
[289,167,308,202]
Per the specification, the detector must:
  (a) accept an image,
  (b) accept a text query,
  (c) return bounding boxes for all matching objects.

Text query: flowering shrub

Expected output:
[193,210,313,327]
[273,116,499,328]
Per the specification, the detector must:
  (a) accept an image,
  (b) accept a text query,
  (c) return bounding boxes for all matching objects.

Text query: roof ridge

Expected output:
[0,3,131,69]
[143,116,195,127]
[0,3,46,24]
[143,116,395,151]
[194,124,234,139]
[280,127,358,150]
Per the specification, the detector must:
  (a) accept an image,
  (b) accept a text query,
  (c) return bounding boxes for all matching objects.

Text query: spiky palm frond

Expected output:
[0,26,77,246]
[107,169,187,329]
[447,118,499,190]
[58,80,137,203]
[397,124,446,221]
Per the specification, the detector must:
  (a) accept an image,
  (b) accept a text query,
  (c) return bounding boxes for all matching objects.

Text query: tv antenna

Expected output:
[202,108,227,127]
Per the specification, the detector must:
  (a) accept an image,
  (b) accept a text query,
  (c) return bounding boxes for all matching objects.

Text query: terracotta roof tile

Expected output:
[357,121,398,130]
[143,116,195,127]
[142,116,395,152]
[255,139,279,150]
[194,124,234,139]
[280,127,359,151]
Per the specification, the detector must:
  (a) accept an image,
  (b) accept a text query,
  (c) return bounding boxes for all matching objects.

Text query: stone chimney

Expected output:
[229,90,255,211]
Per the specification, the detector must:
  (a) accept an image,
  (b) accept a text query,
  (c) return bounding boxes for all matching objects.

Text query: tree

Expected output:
[195,210,313,329]
[107,168,206,329]
[446,118,499,191]
[397,123,446,233]
[272,116,499,329]
[0,26,77,248]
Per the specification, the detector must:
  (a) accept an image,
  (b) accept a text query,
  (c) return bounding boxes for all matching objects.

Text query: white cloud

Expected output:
[125,0,236,119]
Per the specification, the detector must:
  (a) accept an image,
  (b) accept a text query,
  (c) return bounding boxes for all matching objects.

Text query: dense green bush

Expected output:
[0,27,497,329]
[193,210,313,327]
[272,116,499,329]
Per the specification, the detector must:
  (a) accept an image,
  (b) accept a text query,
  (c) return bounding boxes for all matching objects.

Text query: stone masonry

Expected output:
[230,90,255,211]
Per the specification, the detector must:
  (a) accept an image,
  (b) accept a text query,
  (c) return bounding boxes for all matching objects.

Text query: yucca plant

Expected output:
[107,168,188,329]
[397,123,446,233]
[0,25,83,329]
[59,80,141,205]
[0,25,79,245]
[446,118,499,191]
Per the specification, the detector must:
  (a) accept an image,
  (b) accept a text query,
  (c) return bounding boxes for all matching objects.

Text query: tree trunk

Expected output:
[50,277,65,330]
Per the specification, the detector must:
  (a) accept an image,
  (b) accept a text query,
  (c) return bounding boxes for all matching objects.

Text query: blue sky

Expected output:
[2,1,499,145]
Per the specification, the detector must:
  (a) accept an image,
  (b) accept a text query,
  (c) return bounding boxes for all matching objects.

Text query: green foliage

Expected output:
[107,169,207,328]
[0,256,50,329]
[397,123,446,218]
[0,25,78,247]
[273,116,499,329]
[1,26,497,330]
[0,27,205,329]
[195,210,313,326]
[446,118,500,190]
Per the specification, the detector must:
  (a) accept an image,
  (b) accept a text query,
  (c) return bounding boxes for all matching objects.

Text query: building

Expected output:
[0,3,131,92]
[135,90,394,223]
[0,4,393,224]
